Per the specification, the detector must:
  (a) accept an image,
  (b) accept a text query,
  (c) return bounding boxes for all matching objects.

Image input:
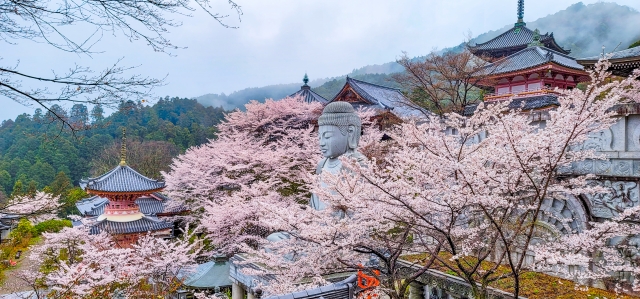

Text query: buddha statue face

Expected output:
[317,102,361,159]
[319,125,350,158]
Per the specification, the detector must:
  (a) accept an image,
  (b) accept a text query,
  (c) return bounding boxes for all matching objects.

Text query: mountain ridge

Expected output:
[196,2,640,110]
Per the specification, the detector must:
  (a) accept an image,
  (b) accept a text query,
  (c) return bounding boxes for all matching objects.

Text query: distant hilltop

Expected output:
[196,1,640,111]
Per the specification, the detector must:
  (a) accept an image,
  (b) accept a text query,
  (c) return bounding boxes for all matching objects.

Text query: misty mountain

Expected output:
[197,2,640,110]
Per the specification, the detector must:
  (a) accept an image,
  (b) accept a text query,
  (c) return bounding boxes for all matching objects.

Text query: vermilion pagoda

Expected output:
[465,0,589,114]
[79,131,177,247]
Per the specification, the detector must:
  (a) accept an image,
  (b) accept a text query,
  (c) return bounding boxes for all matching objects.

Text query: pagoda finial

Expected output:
[303,73,309,86]
[515,0,526,28]
[120,128,127,166]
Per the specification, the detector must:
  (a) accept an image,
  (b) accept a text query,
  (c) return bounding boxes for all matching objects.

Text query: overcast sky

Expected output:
[2,0,640,120]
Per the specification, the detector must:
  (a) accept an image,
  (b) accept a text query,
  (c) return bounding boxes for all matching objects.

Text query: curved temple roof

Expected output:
[80,165,165,193]
[76,193,187,217]
[289,87,329,104]
[89,216,173,235]
[485,46,584,76]
[468,26,570,59]
[577,46,640,77]
[331,77,427,118]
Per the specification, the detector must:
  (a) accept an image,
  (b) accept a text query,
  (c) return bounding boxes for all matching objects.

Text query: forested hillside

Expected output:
[195,2,640,110]
[0,97,225,198]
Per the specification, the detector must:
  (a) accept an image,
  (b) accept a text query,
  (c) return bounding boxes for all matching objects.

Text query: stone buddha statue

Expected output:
[310,102,364,210]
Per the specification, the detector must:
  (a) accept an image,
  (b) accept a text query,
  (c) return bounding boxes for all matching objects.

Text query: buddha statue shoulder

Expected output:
[311,102,364,210]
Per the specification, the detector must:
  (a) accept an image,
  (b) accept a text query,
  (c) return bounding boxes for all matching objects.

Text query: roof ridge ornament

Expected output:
[515,0,526,28]
[303,73,309,86]
[120,127,127,166]
[528,29,544,47]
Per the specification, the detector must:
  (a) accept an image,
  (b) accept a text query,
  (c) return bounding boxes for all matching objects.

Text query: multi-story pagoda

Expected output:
[468,0,570,61]
[78,131,177,247]
[465,0,589,115]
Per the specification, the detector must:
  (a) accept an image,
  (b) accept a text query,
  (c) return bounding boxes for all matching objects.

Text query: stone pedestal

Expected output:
[232,282,246,299]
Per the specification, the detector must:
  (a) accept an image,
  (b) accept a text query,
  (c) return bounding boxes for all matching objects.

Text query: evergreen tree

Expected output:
[91,104,105,123]
[69,104,89,126]
[46,172,72,197]
[11,180,24,197]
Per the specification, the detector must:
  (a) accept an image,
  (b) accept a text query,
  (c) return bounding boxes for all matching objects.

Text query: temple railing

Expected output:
[484,87,560,101]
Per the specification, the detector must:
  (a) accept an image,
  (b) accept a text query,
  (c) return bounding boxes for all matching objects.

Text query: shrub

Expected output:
[34,219,72,235]
[9,219,37,240]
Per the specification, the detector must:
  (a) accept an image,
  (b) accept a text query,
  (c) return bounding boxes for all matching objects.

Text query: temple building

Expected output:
[76,131,185,247]
[467,0,569,61]
[289,74,329,104]
[329,76,427,121]
[577,46,640,77]
[464,0,589,116]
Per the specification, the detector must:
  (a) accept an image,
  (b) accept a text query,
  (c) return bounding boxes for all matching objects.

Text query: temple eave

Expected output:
[480,63,589,85]
[85,188,165,196]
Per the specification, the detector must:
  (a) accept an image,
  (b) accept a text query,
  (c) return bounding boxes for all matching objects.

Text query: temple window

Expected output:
[512,84,526,93]
[527,82,541,90]
[497,86,510,94]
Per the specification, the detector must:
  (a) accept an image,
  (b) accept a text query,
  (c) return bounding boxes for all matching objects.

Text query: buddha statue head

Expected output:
[317,102,361,159]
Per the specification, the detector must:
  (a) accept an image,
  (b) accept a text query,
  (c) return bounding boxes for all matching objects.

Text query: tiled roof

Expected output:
[182,261,232,288]
[76,195,109,216]
[229,254,278,291]
[137,196,187,215]
[469,26,569,54]
[80,165,165,193]
[486,46,583,75]
[264,275,356,299]
[463,94,559,116]
[579,46,640,61]
[335,77,428,118]
[89,216,173,235]
[76,193,186,217]
[289,86,329,104]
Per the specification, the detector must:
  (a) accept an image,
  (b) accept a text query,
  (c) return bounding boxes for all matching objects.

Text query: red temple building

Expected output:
[464,0,589,115]
[77,131,185,247]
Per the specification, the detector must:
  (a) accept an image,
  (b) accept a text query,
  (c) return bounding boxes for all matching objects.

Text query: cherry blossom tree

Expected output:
[16,226,202,298]
[163,97,324,249]
[1,191,61,223]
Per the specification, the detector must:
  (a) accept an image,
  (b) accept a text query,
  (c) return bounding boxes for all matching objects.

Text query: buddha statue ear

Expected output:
[347,124,358,149]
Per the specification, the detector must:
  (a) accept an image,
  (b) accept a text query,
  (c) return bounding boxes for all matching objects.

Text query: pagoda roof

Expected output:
[468,26,570,58]
[89,216,173,235]
[289,86,329,104]
[80,165,165,193]
[463,94,559,116]
[331,77,428,118]
[76,193,186,217]
[577,46,640,77]
[182,260,232,289]
[486,46,583,76]
[579,46,640,61]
